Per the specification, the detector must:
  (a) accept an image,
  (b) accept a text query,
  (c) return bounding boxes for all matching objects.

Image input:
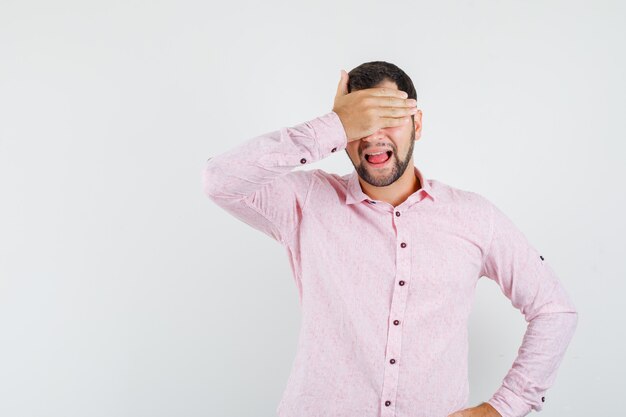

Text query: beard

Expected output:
[352,124,416,187]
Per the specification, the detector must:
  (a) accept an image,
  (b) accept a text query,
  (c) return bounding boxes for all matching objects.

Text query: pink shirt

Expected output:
[202,111,578,417]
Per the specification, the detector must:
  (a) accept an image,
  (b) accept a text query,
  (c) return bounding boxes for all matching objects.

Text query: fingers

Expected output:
[364,95,416,114]
[370,86,409,99]
[370,95,416,107]
[374,104,418,118]
[380,116,412,128]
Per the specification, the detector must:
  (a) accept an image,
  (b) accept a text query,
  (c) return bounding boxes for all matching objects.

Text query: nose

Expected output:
[361,128,387,143]
[360,129,391,152]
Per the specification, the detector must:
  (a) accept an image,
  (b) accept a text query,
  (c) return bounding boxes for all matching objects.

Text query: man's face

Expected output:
[345,80,422,187]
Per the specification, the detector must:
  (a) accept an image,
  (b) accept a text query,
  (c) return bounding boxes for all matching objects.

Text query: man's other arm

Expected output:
[478,198,579,417]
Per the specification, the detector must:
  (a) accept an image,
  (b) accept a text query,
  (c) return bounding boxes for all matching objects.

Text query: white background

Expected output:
[1,1,624,416]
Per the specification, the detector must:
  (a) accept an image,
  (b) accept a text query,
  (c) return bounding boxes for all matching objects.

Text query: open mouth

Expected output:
[364,150,393,167]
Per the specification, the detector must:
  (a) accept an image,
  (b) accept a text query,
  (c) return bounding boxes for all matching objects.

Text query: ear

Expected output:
[413,109,423,141]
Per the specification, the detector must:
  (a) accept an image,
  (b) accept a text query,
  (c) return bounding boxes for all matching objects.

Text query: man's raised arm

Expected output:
[202,111,347,245]
[202,69,417,245]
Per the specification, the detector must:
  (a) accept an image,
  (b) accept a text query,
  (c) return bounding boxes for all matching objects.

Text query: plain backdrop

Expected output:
[1,1,624,416]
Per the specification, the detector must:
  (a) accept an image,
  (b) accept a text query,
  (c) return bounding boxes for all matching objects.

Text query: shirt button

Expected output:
[300,158,307,164]
[395,211,401,216]
[331,147,337,152]
[400,242,407,248]
[384,401,391,406]
[389,358,396,364]
[399,280,405,286]
[393,319,400,325]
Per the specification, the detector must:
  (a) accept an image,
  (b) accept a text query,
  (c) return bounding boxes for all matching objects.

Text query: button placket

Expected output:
[379,210,411,417]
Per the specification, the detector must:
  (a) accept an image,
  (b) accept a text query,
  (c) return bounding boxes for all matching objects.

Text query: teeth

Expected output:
[366,151,385,156]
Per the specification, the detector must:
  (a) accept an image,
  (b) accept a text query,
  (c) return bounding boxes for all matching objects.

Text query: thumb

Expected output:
[335,69,349,97]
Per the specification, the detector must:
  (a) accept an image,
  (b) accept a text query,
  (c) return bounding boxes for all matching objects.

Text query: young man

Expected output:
[202,61,578,417]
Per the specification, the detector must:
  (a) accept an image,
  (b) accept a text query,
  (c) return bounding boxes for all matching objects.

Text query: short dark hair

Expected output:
[347,61,417,102]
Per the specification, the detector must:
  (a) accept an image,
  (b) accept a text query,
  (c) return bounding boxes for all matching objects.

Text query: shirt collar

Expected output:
[345,165,437,206]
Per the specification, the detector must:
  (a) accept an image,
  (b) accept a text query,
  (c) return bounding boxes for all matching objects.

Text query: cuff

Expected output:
[308,111,348,158]
[487,385,534,417]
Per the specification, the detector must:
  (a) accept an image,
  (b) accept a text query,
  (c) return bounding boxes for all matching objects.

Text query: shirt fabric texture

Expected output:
[202,110,578,417]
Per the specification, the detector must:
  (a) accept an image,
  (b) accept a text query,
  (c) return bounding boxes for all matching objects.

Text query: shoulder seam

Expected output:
[480,197,495,276]
[283,169,317,247]
[242,196,287,246]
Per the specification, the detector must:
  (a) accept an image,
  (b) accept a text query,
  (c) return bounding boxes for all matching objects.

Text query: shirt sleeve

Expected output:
[478,198,579,417]
[202,110,348,246]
